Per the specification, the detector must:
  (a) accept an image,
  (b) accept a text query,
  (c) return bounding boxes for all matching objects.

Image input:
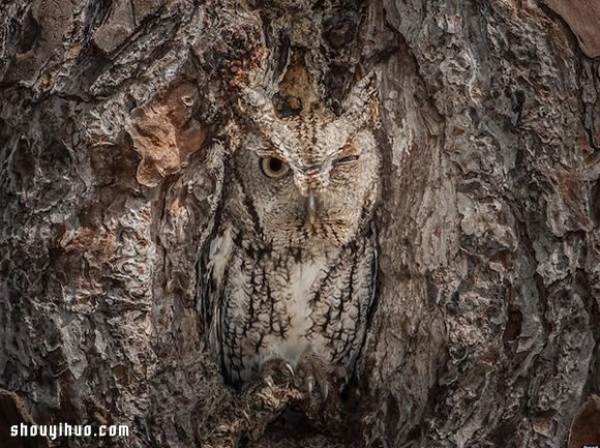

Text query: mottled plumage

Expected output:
[199,76,381,390]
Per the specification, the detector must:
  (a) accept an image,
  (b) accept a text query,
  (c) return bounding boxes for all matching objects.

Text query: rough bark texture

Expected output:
[0,0,599,447]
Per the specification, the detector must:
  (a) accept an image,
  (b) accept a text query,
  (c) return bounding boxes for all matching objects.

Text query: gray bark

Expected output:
[0,0,599,447]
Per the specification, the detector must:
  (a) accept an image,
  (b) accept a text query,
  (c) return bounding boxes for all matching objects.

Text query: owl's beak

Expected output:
[306,192,319,225]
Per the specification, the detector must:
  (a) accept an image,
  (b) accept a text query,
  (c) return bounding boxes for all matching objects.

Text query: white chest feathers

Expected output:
[264,257,327,366]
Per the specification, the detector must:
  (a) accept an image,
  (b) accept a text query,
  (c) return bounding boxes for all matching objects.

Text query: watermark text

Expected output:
[11,423,129,440]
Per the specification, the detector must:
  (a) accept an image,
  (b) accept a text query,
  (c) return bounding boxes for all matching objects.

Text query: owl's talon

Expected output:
[321,383,329,403]
[263,375,275,388]
[284,362,295,380]
[259,357,296,387]
[295,351,344,420]
[306,376,315,395]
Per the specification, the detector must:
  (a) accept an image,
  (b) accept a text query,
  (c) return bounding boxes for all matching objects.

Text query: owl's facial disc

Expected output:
[235,118,380,249]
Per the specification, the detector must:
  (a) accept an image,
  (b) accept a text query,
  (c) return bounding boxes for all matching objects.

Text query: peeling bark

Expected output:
[0,1,599,447]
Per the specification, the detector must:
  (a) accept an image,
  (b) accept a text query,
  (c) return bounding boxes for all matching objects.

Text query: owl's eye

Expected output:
[260,157,290,178]
[335,155,360,164]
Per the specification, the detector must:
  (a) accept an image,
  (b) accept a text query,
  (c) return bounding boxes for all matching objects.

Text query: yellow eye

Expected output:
[260,157,289,178]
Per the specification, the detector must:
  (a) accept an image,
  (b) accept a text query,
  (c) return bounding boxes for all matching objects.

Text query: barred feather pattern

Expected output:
[202,217,377,386]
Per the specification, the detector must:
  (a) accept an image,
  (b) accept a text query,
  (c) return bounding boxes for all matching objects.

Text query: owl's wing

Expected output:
[195,142,228,353]
[197,247,216,343]
[197,226,236,364]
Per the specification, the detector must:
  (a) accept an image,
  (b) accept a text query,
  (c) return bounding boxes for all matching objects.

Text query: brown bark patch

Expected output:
[546,0,600,58]
[131,0,165,24]
[5,0,81,83]
[128,82,207,187]
[92,0,135,55]
[568,395,600,448]
[55,227,118,293]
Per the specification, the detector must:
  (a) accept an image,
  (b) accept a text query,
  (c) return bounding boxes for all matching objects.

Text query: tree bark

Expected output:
[1,0,599,447]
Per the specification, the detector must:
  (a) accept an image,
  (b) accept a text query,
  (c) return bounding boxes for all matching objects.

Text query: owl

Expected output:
[198,74,381,403]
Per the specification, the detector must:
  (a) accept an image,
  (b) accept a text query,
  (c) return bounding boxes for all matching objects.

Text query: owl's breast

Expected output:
[261,256,329,366]
[210,231,376,386]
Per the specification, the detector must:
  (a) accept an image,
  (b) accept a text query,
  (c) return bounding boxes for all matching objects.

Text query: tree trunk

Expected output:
[1,0,599,447]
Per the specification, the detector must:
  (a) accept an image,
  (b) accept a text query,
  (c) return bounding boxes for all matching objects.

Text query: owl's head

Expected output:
[230,76,381,249]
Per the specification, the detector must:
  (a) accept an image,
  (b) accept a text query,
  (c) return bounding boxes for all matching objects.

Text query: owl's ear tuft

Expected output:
[236,84,275,116]
[233,83,294,148]
[342,71,380,128]
[234,83,282,135]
